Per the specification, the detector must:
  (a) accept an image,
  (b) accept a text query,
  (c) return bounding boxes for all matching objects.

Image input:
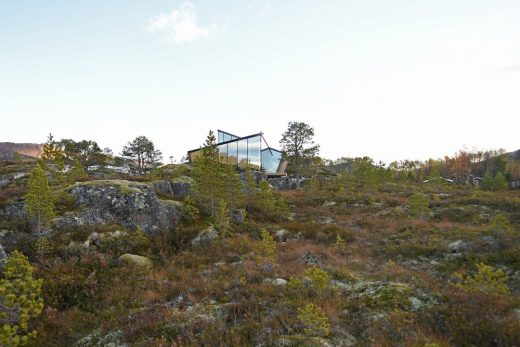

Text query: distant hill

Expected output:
[509,149,520,161]
[0,142,43,161]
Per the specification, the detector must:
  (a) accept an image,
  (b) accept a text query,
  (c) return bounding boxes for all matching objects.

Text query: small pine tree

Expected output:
[254,180,277,215]
[455,262,509,295]
[303,267,331,291]
[335,233,346,248]
[488,214,514,235]
[25,163,55,233]
[481,172,508,191]
[409,193,431,219]
[0,251,44,346]
[41,133,63,164]
[180,195,200,224]
[297,303,330,337]
[67,160,88,183]
[214,199,231,238]
[33,237,53,260]
[130,226,150,253]
[254,229,276,261]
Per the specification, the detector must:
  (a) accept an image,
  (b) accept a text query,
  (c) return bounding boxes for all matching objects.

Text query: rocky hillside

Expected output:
[0,159,519,346]
[0,142,43,160]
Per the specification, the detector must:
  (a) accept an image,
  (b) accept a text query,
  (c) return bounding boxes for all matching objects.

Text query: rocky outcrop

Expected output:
[190,225,218,247]
[117,254,153,269]
[53,180,181,234]
[152,176,193,199]
[0,203,26,221]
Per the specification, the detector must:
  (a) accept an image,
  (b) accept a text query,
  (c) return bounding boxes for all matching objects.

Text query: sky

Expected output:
[1,0,519,164]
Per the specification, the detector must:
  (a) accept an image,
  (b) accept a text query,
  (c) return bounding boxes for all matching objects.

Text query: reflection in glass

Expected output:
[247,136,261,170]
[218,144,228,163]
[262,148,282,173]
[228,141,238,165]
[238,139,248,168]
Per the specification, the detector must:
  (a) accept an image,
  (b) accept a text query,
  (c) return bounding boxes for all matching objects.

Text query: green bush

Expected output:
[409,193,431,219]
[0,251,44,346]
[297,303,330,337]
[454,263,509,295]
[254,229,276,262]
[303,267,331,292]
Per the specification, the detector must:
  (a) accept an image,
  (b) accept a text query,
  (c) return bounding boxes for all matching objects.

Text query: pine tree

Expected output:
[192,131,221,217]
[214,199,231,238]
[280,122,320,188]
[67,160,88,183]
[25,163,55,233]
[41,133,63,164]
[0,250,44,346]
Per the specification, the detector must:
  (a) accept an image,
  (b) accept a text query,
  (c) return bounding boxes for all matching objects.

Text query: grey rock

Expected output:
[0,178,9,188]
[409,296,424,311]
[191,225,218,247]
[316,216,335,224]
[0,243,7,268]
[323,201,336,207]
[446,240,469,254]
[267,176,299,190]
[272,278,288,286]
[0,203,26,221]
[170,177,193,198]
[298,252,321,265]
[333,334,357,347]
[274,229,291,242]
[332,280,353,291]
[117,254,153,268]
[263,278,288,286]
[75,329,127,347]
[56,181,181,234]
[152,180,173,196]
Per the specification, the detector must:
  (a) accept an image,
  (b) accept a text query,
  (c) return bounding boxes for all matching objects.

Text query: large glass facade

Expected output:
[189,131,284,175]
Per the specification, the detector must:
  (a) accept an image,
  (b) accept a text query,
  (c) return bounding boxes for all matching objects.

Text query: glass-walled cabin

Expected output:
[188,130,285,175]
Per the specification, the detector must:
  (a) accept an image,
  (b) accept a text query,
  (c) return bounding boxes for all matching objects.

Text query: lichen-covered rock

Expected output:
[74,329,127,347]
[55,180,181,234]
[0,202,26,221]
[298,251,322,265]
[152,180,174,196]
[117,254,153,268]
[170,176,193,198]
[152,177,193,199]
[263,278,288,286]
[190,225,218,247]
[0,243,7,268]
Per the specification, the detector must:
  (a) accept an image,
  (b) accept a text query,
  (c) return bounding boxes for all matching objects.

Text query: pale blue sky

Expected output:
[1,1,519,163]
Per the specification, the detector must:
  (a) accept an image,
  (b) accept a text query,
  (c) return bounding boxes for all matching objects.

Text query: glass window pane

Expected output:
[218,144,228,163]
[228,140,238,165]
[238,139,248,168]
[247,136,261,170]
[218,131,224,144]
[262,148,282,173]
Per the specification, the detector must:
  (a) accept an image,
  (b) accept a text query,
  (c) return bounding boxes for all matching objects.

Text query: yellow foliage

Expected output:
[0,251,44,346]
